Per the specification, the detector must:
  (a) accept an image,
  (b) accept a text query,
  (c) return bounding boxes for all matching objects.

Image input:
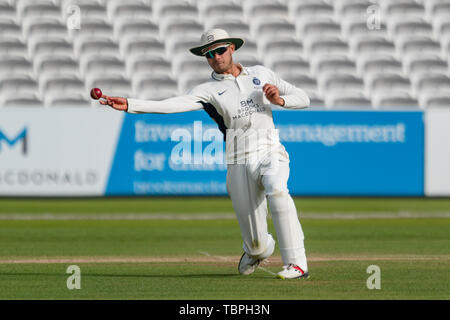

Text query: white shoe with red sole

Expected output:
[276,264,310,280]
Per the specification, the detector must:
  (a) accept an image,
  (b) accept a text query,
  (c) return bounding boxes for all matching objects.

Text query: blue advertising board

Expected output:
[275,111,424,196]
[105,110,424,196]
[106,111,228,195]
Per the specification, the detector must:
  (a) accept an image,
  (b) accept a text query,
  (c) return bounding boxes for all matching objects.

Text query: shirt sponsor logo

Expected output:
[233,99,266,119]
[253,77,261,85]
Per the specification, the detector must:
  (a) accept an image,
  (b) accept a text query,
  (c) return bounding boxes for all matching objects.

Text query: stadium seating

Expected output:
[325,91,373,110]
[1,0,449,110]
[0,37,27,57]
[132,74,178,100]
[200,1,244,22]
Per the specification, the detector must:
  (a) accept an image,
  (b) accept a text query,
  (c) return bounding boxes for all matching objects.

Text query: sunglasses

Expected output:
[205,46,229,59]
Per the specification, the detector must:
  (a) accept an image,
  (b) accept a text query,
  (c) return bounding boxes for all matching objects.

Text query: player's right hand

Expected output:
[99,95,128,111]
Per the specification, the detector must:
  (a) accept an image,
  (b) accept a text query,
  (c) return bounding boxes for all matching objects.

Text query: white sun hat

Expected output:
[189,29,244,56]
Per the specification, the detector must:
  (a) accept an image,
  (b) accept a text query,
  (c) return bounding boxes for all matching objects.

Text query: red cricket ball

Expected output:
[90,88,102,100]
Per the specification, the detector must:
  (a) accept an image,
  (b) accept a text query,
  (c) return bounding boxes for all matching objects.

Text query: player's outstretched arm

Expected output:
[96,84,208,114]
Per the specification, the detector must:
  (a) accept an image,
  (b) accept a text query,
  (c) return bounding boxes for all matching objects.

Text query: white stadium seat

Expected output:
[206,18,250,40]
[17,0,62,22]
[433,16,450,40]
[127,55,172,78]
[2,92,44,108]
[69,18,113,41]
[132,74,178,100]
[0,0,16,19]
[424,0,450,20]
[281,74,318,92]
[304,36,349,58]
[0,56,33,74]
[372,91,420,110]
[341,16,388,39]
[412,73,450,95]
[61,0,106,19]
[296,17,341,39]
[172,53,211,78]
[260,36,303,63]
[237,38,258,59]
[153,0,198,24]
[0,37,27,58]
[289,1,334,20]
[233,54,263,68]
[326,91,373,110]
[0,18,22,38]
[86,74,132,97]
[23,17,68,40]
[366,72,412,96]
[304,90,325,109]
[119,36,165,60]
[388,16,433,39]
[40,74,85,100]
[34,54,79,75]
[46,92,91,108]
[29,36,73,58]
[80,54,126,78]
[178,73,208,94]
[115,19,159,43]
[419,90,450,109]
[251,17,295,40]
[200,2,243,22]
[233,49,261,66]
[349,35,396,58]
[396,35,443,60]
[108,0,152,21]
[384,1,426,19]
[403,53,449,77]
[74,36,119,60]
[311,54,357,77]
[356,53,403,76]
[160,17,204,40]
[243,0,289,20]
[165,35,199,58]
[0,74,38,97]
[266,55,311,78]
[335,0,373,21]
[318,73,365,96]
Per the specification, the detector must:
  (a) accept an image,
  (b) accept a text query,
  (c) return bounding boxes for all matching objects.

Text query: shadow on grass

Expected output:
[0,272,239,279]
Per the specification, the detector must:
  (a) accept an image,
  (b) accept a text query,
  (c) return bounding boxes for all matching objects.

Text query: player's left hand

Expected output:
[263,84,285,106]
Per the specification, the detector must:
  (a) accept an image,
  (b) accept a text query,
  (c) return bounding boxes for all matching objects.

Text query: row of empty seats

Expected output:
[1,0,450,109]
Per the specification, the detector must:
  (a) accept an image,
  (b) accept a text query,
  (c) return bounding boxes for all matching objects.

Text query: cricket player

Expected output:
[99,29,310,279]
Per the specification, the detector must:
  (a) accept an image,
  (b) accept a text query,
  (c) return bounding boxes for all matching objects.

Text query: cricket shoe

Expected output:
[238,252,263,275]
[276,264,309,280]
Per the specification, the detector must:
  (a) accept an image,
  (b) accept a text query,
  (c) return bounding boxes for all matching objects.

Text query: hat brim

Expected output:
[189,38,244,56]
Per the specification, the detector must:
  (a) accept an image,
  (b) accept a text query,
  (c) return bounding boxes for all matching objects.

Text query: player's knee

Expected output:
[265,183,289,198]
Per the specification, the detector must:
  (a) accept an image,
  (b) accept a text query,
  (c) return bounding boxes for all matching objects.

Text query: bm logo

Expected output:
[0,128,28,155]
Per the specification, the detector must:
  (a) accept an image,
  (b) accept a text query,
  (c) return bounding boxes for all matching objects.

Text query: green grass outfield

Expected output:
[0,197,449,300]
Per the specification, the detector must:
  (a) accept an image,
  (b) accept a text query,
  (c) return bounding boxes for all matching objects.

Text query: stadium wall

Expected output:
[0,108,440,197]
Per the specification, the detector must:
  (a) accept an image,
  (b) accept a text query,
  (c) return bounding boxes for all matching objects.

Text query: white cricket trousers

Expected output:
[226,146,308,271]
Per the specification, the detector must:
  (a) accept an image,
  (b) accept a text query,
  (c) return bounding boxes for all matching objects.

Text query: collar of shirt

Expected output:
[211,64,248,81]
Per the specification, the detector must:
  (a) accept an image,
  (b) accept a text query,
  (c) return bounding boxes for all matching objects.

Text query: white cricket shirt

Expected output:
[127,64,310,163]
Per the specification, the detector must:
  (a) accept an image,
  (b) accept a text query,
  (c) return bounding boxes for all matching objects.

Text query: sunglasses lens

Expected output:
[216,47,227,55]
[205,46,228,58]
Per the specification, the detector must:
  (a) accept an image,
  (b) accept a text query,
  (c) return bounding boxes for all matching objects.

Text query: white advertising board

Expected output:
[425,108,450,196]
[0,108,123,196]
